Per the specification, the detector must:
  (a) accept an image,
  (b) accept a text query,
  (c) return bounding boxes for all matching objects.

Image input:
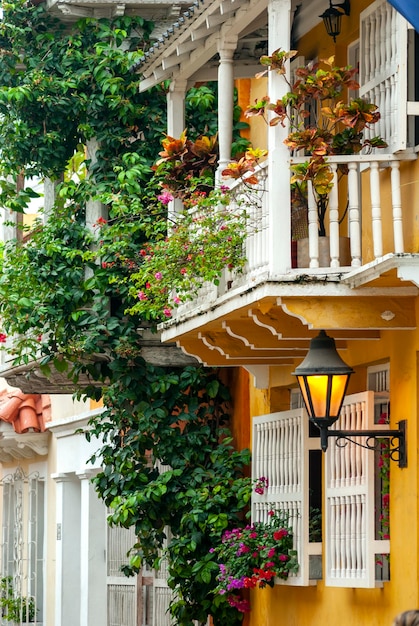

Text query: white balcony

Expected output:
[175,151,419,317]
[159,151,419,367]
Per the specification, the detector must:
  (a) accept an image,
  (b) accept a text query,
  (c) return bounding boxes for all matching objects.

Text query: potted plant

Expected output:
[245,49,388,267]
[213,509,298,614]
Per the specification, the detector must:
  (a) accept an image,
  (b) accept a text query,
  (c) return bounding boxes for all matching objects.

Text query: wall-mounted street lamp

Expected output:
[293,330,407,468]
[319,0,350,42]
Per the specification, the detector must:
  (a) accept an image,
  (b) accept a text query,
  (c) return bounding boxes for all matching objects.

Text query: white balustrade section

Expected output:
[252,409,321,587]
[289,153,415,271]
[228,160,269,279]
[173,151,415,317]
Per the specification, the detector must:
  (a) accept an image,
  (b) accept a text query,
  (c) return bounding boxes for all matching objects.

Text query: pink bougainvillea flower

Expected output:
[157,191,174,205]
[137,291,147,301]
[0,333,7,343]
[173,296,181,304]
[163,308,172,317]
[180,268,187,275]
[154,272,163,280]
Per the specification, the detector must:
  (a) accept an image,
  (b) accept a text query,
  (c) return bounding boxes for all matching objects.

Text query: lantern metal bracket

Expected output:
[316,419,407,468]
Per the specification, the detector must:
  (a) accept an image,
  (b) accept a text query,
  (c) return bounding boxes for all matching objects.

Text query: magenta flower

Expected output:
[157,191,174,205]
[163,307,172,317]
[154,272,162,280]
[137,291,147,301]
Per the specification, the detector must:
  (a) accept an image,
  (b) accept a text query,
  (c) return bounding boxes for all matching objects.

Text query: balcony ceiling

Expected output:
[136,0,328,90]
[162,284,418,367]
[45,0,194,25]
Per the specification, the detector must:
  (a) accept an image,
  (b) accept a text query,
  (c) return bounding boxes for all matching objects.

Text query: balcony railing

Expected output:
[174,151,418,315]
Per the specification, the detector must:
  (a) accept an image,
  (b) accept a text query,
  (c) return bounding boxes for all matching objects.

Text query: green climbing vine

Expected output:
[0,3,254,625]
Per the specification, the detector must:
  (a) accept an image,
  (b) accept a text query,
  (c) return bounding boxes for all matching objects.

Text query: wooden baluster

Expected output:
[356,494,363,577]
[273,419,279,494]
[307,180,319,268]
[370,160,383,259]
[329,163,340,268]
[355,401,363,486]
[348,162,361,267]
[364,16,371,83]
[339,498,346,578]
[391,161,404,253]
[344,407,351,488]
[279,419,285,493]
[350,495,356,578]
[330,498,337,578]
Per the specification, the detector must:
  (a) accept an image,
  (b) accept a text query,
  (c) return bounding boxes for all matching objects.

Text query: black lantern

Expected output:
[293,330,407,467]
[320,0,350,42]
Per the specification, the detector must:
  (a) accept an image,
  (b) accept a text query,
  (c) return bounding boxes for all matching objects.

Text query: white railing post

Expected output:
[348,162,361,268]
[307,181,319,268]
[329,163,340,268]
[390,160,405,253]
[369,161,383,259]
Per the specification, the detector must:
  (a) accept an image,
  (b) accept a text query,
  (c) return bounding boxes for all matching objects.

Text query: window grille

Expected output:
[0,467,44,626]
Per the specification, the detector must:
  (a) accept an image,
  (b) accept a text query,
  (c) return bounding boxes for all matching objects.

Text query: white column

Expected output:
[167,80,187,219]
[86,138,107,232]
[267,0,292,274]
[217,35,238,179]
[43,177,61,222]
[77,469,107,626]
[167,79,187,138]
[52,473,81,626]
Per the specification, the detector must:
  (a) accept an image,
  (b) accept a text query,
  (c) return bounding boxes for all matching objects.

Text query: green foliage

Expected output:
[0,5,255,624]
[213,511,298,613]
[90,366,252,626]
[0,577,36,623]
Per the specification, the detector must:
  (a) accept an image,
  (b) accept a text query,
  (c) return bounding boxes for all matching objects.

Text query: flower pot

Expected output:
[296,236,351,268]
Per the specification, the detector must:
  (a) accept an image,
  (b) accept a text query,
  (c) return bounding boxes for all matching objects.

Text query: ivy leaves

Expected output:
[0,2,155,177]
[0,6,253,624]
[90,366,251,625]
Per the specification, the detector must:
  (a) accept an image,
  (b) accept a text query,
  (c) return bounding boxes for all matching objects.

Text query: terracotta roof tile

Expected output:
[0,389,51,434]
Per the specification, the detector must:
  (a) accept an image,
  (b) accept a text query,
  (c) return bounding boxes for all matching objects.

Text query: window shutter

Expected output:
[325,391,390,587]
[252,409,321,586]
[359,0,409,152]
[107,524,138,626]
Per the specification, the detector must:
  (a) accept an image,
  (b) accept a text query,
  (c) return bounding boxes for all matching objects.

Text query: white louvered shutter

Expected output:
[252,409,321,586]
[325,391,390,588]
[359,0,410,152]
[107,524,138,626]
